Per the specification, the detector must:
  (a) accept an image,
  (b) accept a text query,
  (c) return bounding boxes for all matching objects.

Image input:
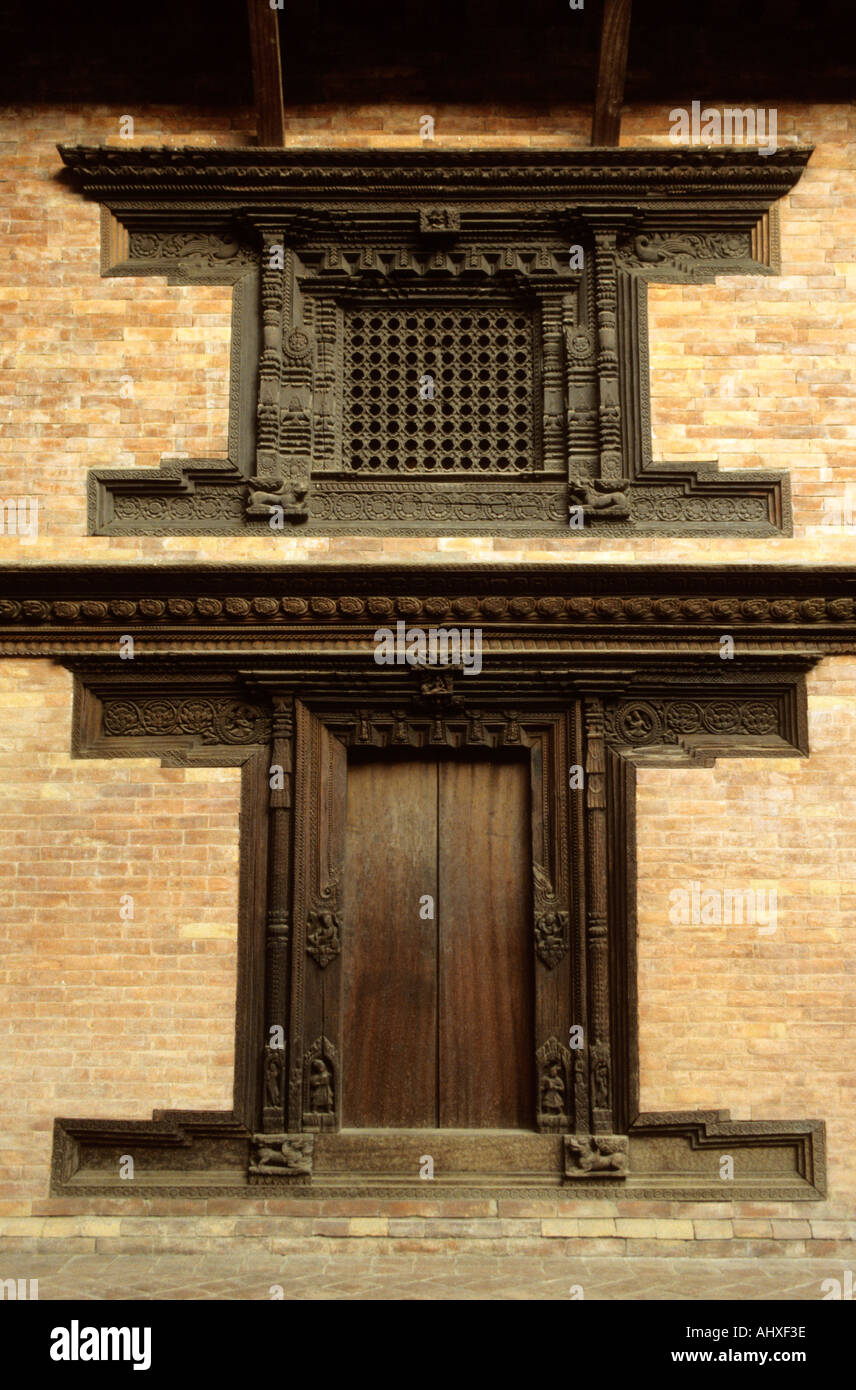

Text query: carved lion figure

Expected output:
[246,478,309,523]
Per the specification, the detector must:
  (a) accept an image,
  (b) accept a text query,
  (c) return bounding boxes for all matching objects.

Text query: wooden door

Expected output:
[342,754,533,1129]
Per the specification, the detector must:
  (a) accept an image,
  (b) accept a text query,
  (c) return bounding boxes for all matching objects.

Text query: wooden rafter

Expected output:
[247,0,286,146]
[591,0,632,146]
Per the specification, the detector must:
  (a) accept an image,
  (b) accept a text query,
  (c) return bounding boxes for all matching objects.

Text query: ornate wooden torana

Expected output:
[2,561,847,1197]
[58,145,811,536]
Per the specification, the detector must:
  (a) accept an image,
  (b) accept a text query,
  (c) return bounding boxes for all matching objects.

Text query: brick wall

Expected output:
[0,662,240,1211]
[0,100,854,1254]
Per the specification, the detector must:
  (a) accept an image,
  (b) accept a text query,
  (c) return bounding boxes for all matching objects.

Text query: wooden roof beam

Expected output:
[591,0,633,146]
[247,0,286,147]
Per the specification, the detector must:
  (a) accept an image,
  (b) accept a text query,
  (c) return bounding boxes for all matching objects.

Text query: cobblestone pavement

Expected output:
[1,1254,836,1300]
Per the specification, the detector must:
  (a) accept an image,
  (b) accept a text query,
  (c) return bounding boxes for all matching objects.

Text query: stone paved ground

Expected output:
[1,1254,839,1300]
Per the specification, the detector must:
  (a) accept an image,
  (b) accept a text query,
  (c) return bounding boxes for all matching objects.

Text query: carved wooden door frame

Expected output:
[2,560,843,1195]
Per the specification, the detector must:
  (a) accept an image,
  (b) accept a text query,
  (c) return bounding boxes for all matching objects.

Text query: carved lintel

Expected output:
[564,1134,628,1178]
[533,863,570,969]
[249,1133,314,1179]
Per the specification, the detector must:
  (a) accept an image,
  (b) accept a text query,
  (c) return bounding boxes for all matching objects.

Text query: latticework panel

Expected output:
[342,305,538,474]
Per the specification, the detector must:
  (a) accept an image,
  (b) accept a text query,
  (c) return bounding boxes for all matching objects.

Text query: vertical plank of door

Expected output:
[342,758,438,1127]
[438,759,534,1128]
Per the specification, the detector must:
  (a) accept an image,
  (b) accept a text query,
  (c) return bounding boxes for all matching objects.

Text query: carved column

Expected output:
[255,232,284,486]
[583,694,614,1133]
[591,228,622,482]
[261,694,294,1132]
[540,293,566,474]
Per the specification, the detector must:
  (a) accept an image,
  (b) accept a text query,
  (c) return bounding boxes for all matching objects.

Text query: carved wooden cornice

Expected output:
[2,563,855,656]
[57,145,812,537]
[58,144,812,200]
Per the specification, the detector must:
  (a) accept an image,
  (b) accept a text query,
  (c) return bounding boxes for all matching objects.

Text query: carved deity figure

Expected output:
[541,1062,566,1115]
[264,1050,283,1109]
[592,1056,611,1109]
[309,1058,333,1114]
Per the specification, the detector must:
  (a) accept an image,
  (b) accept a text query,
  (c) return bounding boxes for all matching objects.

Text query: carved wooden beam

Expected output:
[591,0,633,146]
[247,0,286,147]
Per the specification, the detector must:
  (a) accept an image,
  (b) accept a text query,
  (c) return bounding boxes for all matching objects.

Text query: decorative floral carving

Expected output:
[102,698,268,745]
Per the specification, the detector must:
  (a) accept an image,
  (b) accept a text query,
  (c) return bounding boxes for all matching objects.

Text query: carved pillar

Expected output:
[261,694,294,1132]
[591,228,622,482]
[255,232,284,486]
[541,293,566,474]
[583,694,614,1133]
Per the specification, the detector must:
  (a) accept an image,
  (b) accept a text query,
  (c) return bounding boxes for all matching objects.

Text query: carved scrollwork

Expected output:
[127,230,254,272]
[617,231,750,275]
[102,697,269,744]
[605,698,780,747]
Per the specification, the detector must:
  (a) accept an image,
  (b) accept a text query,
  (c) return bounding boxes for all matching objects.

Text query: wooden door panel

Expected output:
[342,758,438,1127]
[438,759,533,1128]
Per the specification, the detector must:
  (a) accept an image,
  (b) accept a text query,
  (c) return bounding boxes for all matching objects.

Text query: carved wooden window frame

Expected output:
[58,146,812,537]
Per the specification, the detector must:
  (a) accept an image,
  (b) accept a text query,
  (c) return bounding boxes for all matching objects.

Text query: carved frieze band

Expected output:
[101,697,269,744]
[2,592,850,629]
